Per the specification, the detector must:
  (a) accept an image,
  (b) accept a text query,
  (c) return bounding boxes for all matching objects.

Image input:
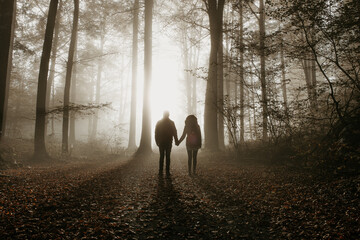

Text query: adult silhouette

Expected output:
[177,115,202,175]
[155,111,178,176]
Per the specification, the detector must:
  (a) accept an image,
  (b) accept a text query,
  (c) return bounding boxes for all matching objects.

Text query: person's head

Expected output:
[163,110,170,119]
[185,115,197,128]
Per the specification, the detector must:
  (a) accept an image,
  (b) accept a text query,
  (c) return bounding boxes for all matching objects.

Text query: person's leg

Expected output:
[165,145,171,175]
[193,150,198,174]
[159,146,165,175]
[187,150,192,175]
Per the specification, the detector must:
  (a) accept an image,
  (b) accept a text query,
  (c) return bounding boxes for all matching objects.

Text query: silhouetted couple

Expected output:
[155,111,202,176]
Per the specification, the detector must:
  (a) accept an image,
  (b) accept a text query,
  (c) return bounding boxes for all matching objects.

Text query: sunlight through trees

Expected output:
[0,0,358,162]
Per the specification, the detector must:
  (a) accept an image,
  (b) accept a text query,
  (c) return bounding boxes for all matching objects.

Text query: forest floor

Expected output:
[0,151,359,239]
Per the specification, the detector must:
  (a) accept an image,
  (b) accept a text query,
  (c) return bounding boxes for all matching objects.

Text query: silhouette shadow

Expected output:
[192,174,272,239]
[156,175,176,202]
[16,156,148,239]
[136,175,213,239]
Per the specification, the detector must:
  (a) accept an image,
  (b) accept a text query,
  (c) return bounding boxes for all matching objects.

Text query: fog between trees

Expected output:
[0,0,359,164]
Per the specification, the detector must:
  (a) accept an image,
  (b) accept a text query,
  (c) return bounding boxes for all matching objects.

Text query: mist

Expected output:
[0,0,359,238]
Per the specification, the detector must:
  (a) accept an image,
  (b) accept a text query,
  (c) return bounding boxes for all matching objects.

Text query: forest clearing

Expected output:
[1,151,359,239]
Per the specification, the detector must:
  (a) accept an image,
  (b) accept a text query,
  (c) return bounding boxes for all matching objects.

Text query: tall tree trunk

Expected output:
[51,74,55,134]
[250,65,257,140]
[302,55,317,114]
[88,76,94,141]
[0,0,16,141]
[309,30,318,112]
[217,33,225,149]
[183,29,192,114]
[192,69,197,114]
[189,43,193,112]
[13,76,23,135]
[128,0,139,150]
[119,53,125,122]
[62,0,79,154]
[33,0,58,160]
[224,29,230,146]
[137,0,153,154]
[118,56,130,124]
[189,44,194,113]
[259,0,268,141]
[91,34,104,140]
[234,75,238,140]
[69,43,77,147]
[224,2,231,102]
[191,43,200,114]
[239,0,245,144]
[280,34,288,115]
[225,18,232,104]
[310,57,317,109]
[225,33,230,101]
[203,0,225,151]
[225,5,234,145]
[247,88,253,140]
[46,0,62,121]
[279,31,292,135]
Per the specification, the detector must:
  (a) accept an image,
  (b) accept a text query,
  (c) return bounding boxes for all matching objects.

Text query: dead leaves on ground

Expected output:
[0,158,359,239]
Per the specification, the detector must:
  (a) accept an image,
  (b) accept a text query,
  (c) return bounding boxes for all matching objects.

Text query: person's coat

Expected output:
[155,118,177,147]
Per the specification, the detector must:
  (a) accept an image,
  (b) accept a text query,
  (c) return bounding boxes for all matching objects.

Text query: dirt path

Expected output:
[1,152,359,239]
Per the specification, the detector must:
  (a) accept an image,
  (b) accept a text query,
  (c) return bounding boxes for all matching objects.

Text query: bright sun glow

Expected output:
[135,36,186,144]
[151,35,186,123]
[152,53,182,122]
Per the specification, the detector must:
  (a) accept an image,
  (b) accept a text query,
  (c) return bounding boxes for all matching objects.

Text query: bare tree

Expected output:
[69,44,77,147]
[62,0,79,154]
[301,51,318,115]
[33,0,58,160]
[217,32,225,149]
[46,0,62,136]
[91,33,104,140]
[238,0,245,144]
[248,0,268,141]
[259,0,268,141]
[182,27,192,114]
[191,40,201,115]
[279,27,288,115]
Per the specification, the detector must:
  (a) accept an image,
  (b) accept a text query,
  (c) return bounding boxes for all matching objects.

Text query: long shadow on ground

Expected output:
[2,156,151,239]
[2,155,275,239]
[192,174,272,239]
[135,175,217,239]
